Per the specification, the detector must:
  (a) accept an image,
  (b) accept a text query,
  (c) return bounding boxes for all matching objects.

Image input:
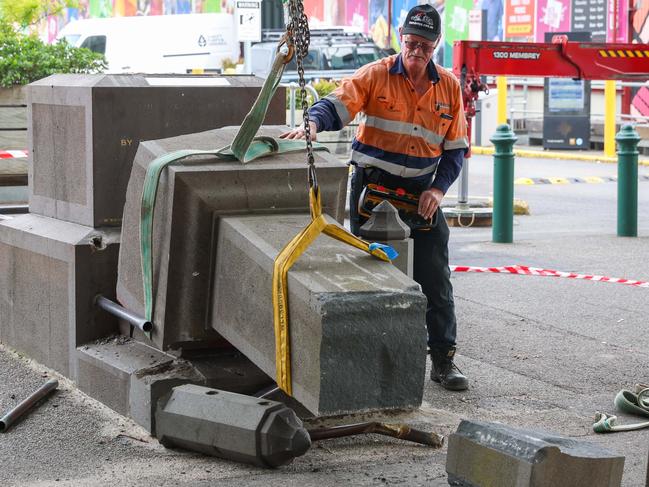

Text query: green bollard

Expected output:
[616,124,640,237]
[490,124,518,243]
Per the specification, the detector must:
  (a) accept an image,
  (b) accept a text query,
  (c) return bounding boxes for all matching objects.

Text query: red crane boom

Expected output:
[452,37,649,152]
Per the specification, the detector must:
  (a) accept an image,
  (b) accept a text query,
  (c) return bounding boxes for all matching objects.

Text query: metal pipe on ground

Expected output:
[95,295,152,333]
[0,379,58,432]
[0,204,28,214]
[308,422,444,448]
[252,385,444,448]
[254,384,280,399]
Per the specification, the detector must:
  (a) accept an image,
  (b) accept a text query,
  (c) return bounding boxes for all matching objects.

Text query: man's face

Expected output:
[400,33,438,71]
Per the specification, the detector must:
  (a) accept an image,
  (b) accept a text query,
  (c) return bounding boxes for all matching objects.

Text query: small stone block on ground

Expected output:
[446,420,625,487]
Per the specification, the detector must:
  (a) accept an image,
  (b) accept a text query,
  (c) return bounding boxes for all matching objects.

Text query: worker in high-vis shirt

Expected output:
[281,4,469,391]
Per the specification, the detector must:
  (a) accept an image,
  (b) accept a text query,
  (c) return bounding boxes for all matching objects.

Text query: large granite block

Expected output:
[27,74,285,227]
[211,213,428,416]
[0,214,120,379]
[447,420,625,487]
[117,126,349,352]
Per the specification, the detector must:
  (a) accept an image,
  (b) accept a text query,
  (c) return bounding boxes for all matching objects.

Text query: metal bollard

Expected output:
[490,124,518,243]
[616,124,640,237]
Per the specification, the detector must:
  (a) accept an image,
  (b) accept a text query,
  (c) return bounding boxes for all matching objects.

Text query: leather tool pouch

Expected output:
[357,168,438,231]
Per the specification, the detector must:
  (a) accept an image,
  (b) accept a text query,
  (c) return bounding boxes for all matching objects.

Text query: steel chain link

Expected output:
[286,0,317,189]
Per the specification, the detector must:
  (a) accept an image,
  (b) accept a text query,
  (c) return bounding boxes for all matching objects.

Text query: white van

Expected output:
[57,14,239,74]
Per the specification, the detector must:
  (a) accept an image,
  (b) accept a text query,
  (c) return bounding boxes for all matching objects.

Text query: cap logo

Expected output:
[410,11,436,28]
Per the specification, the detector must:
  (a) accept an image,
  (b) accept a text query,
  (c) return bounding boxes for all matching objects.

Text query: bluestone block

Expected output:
[27,74,284,227]
[211,213,427,415]
[0,214,119,379]
[446,420,625,487]
[116,126,349,352]
[77,337,270,433]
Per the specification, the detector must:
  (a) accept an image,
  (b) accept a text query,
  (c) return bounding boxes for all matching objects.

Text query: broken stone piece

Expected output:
[446,420,625,487]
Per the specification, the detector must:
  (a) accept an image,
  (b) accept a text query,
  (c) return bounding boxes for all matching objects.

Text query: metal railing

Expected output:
[283,82,320,128]
[488,76,649,132]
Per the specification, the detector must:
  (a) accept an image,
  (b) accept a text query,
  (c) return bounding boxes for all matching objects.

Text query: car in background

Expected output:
[250,29,393,83]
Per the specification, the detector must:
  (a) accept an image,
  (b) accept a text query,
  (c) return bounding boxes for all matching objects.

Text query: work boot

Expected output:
[430,347,468,391]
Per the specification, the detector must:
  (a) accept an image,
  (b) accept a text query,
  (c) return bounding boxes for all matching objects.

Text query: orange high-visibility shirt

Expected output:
[311,54,468,188]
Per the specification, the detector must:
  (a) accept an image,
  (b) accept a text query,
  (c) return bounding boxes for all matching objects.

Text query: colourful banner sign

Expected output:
[444,0,474,64]
[571,0,606,41]
[505,0,534,37]
[478,0,504,41]
[345,0,369,32]
[535,0,570,42]
[304,0,325,26]
[607,0,629,42]
[89,0,113,18]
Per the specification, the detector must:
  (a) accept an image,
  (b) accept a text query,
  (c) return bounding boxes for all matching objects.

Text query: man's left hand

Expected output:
[418,188,444,220]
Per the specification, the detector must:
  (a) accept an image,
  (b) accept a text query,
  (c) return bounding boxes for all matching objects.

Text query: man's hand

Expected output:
[279,121,318,140]
[418,188,444,220]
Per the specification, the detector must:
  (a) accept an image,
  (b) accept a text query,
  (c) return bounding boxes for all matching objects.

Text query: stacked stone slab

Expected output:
[0,215,119,379]
[0,74,283,390]
[1,72,429,427]
[116,125,428,415]
[28,74,284,227]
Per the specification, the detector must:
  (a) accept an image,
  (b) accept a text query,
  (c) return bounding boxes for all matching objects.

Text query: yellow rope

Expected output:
[272,187,391,395]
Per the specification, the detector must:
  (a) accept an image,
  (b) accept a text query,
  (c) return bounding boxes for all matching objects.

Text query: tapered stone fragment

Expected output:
[447,420,625,487]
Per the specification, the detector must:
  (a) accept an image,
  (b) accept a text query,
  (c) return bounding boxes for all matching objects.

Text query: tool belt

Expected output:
[357,167,438,231]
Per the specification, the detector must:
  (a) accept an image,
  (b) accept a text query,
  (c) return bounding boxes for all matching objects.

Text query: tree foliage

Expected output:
[0,1,106,88]
[0,0,75,28]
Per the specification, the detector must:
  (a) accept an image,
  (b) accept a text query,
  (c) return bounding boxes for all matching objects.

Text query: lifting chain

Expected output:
[285,0,318,190]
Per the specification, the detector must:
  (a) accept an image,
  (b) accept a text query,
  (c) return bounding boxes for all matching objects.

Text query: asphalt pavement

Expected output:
[0,148,648,486]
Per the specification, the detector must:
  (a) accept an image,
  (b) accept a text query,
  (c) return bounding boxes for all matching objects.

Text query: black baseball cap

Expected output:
[401,4,442,41]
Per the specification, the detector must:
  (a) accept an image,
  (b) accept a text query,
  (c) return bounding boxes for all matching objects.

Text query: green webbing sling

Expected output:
[139,41,326,324]
[230,40,292,163]
[593,385,649,433]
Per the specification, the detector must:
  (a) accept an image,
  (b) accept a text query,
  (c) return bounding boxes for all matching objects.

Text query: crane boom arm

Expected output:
[451,38,649,155]
[453,38,649,81]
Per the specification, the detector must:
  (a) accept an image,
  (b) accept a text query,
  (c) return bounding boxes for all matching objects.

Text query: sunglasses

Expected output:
[403,40,435,53]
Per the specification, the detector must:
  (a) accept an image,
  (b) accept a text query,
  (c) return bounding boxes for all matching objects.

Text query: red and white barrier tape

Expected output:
[0,150,28,159]
[450,265,649,289]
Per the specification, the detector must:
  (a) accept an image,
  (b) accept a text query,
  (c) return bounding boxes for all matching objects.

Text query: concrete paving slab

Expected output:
[452,293,647,395]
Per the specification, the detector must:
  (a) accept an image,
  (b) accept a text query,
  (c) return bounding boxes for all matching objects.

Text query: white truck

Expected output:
[56,14,240,74]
